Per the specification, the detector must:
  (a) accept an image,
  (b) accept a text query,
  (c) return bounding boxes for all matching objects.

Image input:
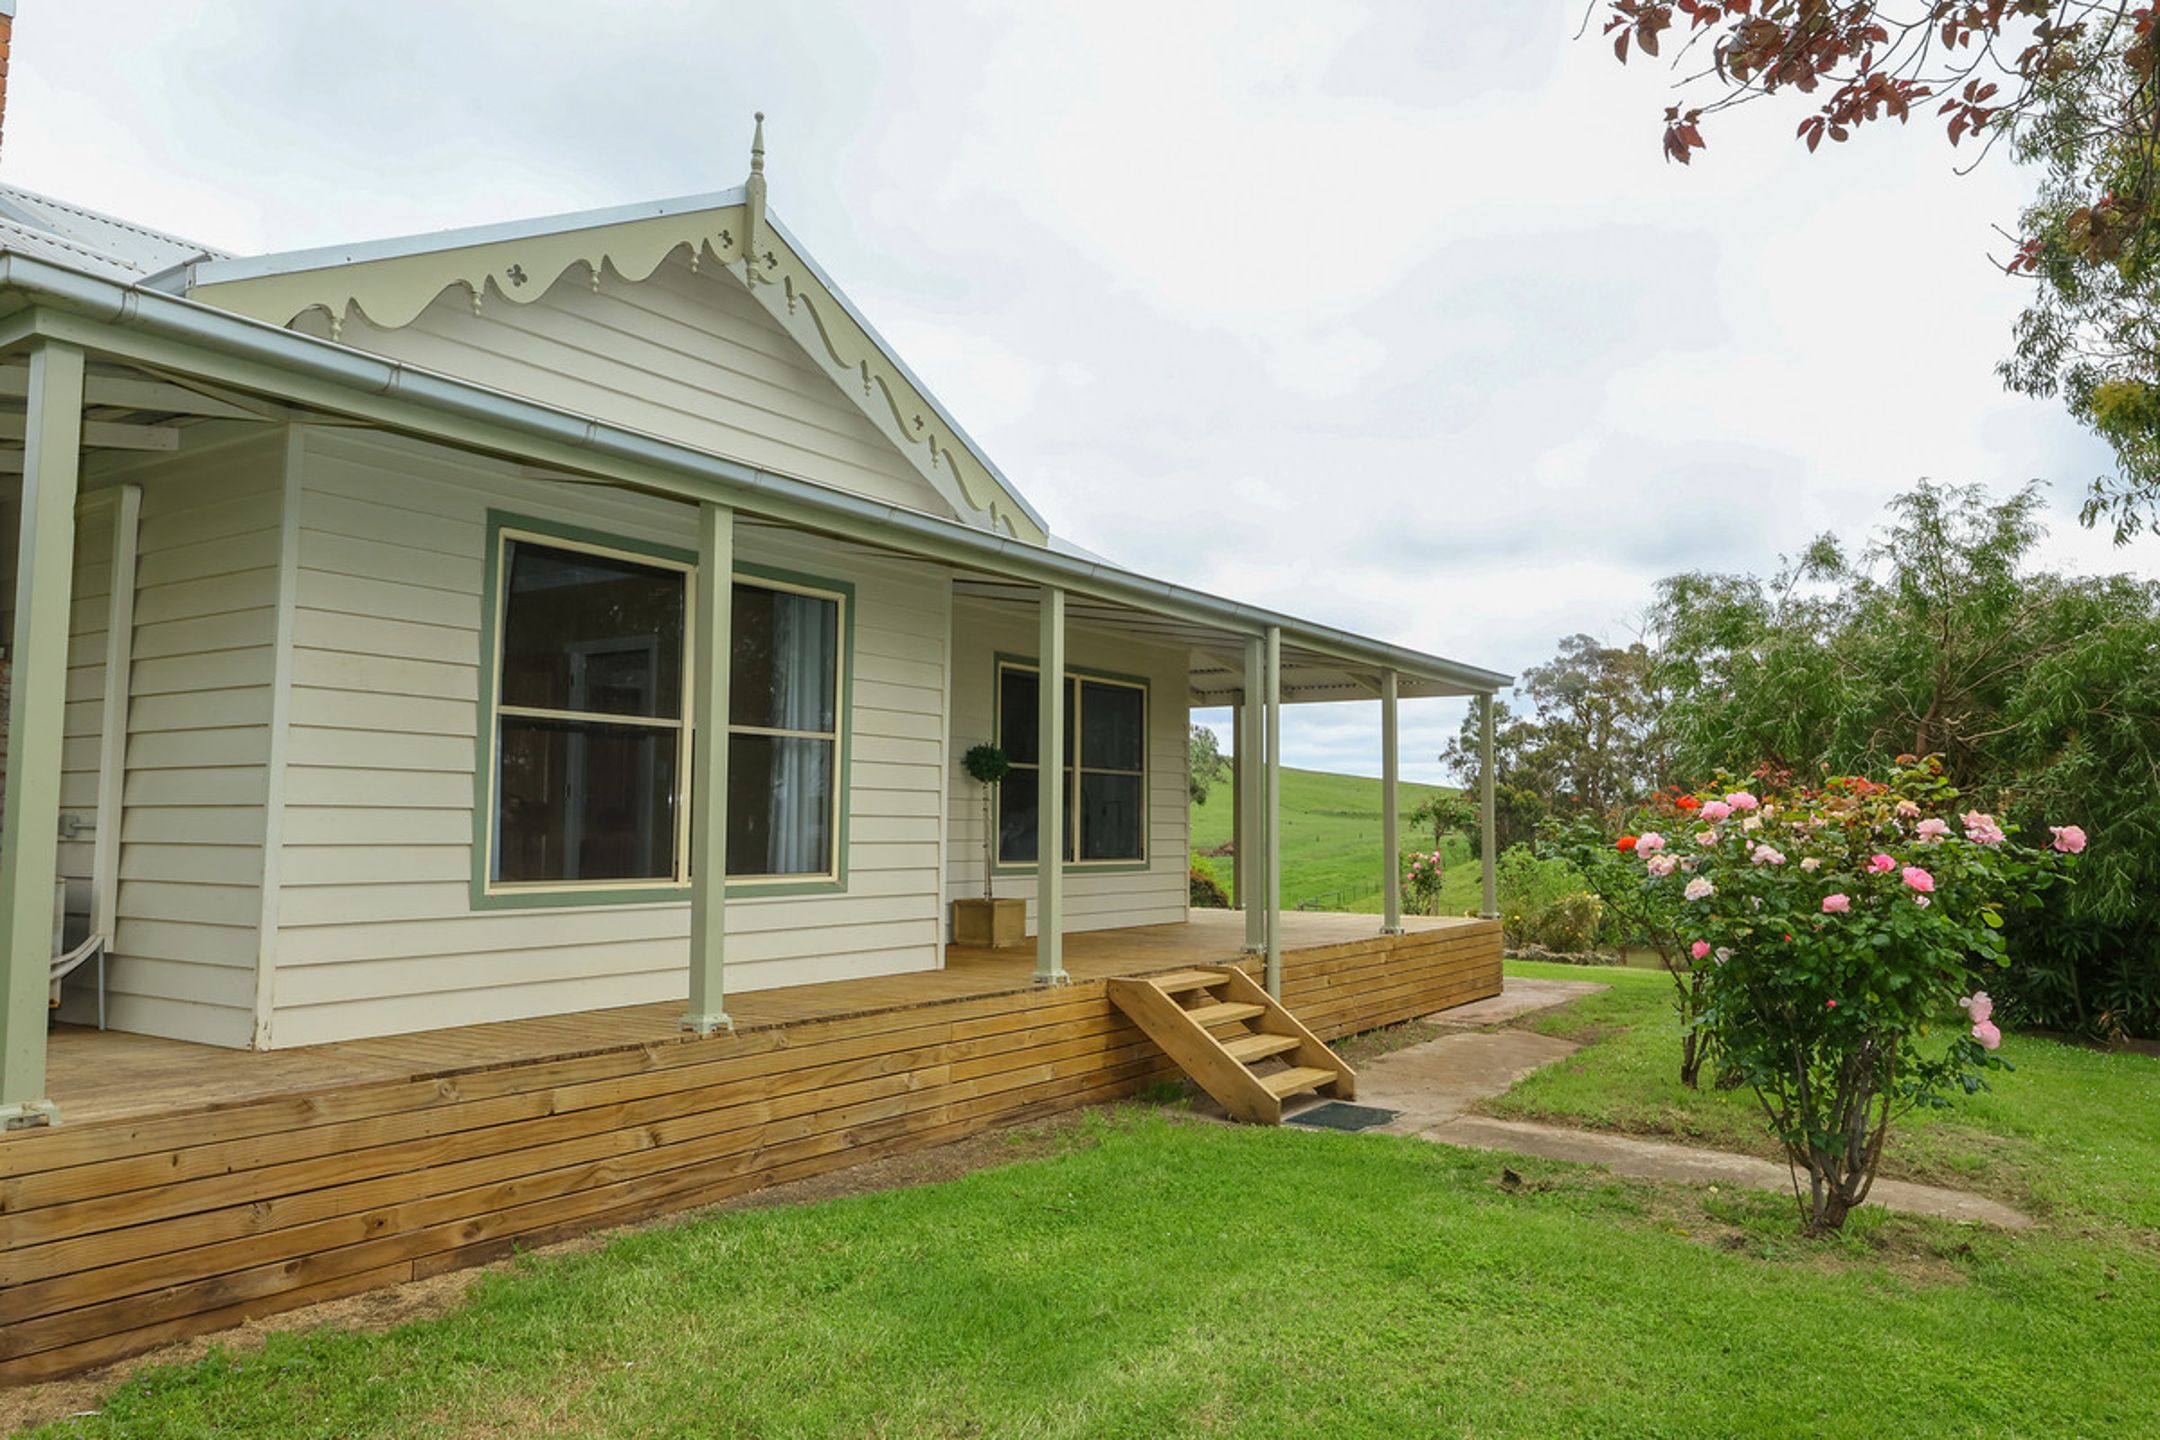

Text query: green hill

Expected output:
[1189,766,1480,915]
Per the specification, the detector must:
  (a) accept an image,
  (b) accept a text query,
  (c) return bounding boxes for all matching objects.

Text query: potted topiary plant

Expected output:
[952,742,1026,947]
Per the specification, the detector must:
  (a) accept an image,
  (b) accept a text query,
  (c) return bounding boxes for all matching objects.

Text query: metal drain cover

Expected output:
[1285,1101,1401,1133]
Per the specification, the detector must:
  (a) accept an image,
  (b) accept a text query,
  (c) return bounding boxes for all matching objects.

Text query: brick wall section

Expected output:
[0,921,1504,1382]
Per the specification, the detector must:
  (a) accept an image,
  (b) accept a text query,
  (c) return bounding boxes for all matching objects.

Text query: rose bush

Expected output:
[1401,848,1447,917]
[1632,758,2079,1233]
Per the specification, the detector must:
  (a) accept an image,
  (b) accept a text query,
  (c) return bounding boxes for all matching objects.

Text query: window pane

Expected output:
[495,717,679,883]
[1080,681,1144,771]
[997,768,1037,864]
[730,585,839,733]
[500,540,684,718]
[1079,771,1145,860]
[997,669,1077,766]
[998,667,1039,766]
[726,733,835,876]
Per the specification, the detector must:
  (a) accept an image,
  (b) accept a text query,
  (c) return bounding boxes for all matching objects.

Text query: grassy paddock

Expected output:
[22,989,2160,1438]
[1189,766,1477,914]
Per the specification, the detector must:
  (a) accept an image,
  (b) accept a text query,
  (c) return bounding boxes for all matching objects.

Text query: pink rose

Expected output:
[1636,832,1666,855]
[1962,812,2006,845]
[1914,895,1932,908]
[1915,818,1949,843]
[1646,855,1678,878]
[1690,940,1711,961]
[1694,830,1719,847]
[1749,843,1786,866]
[1867,853,1896,875]
[1960,992,1993,1023]
[1700,800,1732,823]
[2050,825,2088,855]
[1684,877,1716,902]
[1972,1019,2002,1049]
[1901,866,1935,894]
[1821,893,1851,914]
[1726,791,1760,812]
[1895,799,1922,819]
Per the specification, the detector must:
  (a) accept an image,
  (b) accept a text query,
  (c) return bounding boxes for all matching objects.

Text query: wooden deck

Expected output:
[43,911,1455,1127]
[1,912,1502,1383]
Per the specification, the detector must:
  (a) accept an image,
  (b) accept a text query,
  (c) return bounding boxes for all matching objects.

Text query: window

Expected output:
[994,661,1147,867]
[482,520,848,899]
[725,580,843,879]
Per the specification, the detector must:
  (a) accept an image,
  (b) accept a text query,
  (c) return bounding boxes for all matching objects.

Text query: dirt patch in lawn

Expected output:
[0,1112,1102,1437]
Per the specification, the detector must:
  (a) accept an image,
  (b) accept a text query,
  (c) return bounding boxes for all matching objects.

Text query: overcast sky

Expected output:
[10,1,2153,781]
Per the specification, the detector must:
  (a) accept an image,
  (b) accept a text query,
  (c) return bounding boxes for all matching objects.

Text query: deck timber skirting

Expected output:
[0,920,1501,1383]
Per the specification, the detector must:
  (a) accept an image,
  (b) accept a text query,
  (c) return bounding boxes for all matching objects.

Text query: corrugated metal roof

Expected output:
[0,184,224,281]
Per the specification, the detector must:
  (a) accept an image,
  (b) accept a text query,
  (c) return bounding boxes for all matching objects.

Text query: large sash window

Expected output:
[482,521,846,901]
[994,660,1147,867]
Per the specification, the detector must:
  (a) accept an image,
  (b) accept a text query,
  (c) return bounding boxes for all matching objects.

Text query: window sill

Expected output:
[469,877,848,911]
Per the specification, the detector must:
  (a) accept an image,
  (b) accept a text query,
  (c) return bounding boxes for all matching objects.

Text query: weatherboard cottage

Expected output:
[0,120,1508,1378]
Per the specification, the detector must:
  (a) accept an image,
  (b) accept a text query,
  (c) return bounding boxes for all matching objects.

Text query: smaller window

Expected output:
[725,580,845,880]
[995,662,1146,866]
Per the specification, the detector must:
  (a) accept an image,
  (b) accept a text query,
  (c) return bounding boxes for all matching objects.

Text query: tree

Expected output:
[1441,697,1558,853]
[1651,479,2160,1037]
[1189,724,1230,806]
[1407,792,1477,849]
[1601,2,2160,539]
[1518,634,1666,814]
[1441,636,1664,849]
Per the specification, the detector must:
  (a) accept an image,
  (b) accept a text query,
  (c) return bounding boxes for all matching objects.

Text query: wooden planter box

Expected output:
[952,897,1026,948]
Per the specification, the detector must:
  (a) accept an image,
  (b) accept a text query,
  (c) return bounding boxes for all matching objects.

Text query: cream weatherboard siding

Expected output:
[293,251,956,523]
[945,596,1190,934]
[53,500,114,946]
[66,428,290,1047]
[262,424,952,1048]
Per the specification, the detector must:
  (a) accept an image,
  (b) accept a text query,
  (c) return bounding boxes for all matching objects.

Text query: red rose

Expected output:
[1617,835,1638,851]
[1676,795,1702,811]
[1825,999,1838,1009]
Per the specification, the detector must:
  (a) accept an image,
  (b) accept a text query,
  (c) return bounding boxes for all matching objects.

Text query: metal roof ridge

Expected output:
[187,187,752,288]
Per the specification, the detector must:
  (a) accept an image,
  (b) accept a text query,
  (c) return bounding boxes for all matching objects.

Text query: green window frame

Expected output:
[992,656,1149,871]
[473,511,852,909]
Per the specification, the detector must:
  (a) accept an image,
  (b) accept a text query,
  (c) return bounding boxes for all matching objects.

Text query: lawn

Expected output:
[1489,960,2160,1234]
[1189,765,1479,914]
[26,969,2160,1438]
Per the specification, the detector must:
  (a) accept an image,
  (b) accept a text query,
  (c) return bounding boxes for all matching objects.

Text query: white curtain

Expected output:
[765,595,834,873]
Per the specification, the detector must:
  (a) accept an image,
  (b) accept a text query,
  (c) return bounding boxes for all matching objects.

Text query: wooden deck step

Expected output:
[1150,969,1230,994]
[1106,965,1357,1125]
[1222,1032,1303,1063]
[1184,1001,1265,1028]
[1259,1066,1340,1100]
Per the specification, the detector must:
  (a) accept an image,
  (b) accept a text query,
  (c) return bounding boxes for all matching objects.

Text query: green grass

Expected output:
[29,973,2160,1438]
[1491,960,2160,1233]
[1189,766,1478,914]
[35,1100,2160,1439]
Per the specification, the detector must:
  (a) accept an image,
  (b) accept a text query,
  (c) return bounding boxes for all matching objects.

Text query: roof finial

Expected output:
[741,111,769,283]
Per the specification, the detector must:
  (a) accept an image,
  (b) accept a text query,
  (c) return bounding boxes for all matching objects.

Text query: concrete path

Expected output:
[1311,978,2033,1229]
[1427,1115,2033,1229]
[1419,976,1606,1029]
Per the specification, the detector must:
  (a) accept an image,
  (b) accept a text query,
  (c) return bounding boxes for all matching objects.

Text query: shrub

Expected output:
[1401,848,1447,916]
[1189,864,1230,909]
[1623,760,2079,1233]
[1495,846,1602,952]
